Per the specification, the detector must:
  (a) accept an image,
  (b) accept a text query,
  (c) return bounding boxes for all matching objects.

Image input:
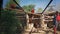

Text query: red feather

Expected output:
[31,9,34,13]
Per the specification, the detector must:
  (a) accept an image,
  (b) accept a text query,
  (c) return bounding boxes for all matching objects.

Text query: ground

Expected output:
[22,28,60,34]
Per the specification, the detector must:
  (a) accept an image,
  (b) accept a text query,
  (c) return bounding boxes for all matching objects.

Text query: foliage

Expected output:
[37,8,43,13]
[22,4,35,12]
[6,0,20,8]
[0,9,23,34]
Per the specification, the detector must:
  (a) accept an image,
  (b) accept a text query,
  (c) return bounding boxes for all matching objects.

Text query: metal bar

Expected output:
[13,0,22,8]
[42,0,53,14]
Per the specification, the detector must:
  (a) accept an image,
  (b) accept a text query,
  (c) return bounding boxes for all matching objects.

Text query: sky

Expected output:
[20,0,50,9]
[3,0,60,12]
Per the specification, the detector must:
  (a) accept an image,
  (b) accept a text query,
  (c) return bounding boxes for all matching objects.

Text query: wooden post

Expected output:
[26,14,29,29]
[0,0,3,10]
[41,14,47,30]
[41,14,44,29]
[41,14,45,26]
